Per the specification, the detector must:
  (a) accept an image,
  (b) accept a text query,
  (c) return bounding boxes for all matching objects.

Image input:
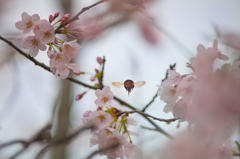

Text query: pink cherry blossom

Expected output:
[15,12,40,34]
[62,40,81,60]
[82,111,114,130]
[157,82,178,113]
[94,86,114,108]
[22,36,46,57]
[49,52,78,79]
[96,127,128,159]
[34,19,55,44]
[124,143,142,159]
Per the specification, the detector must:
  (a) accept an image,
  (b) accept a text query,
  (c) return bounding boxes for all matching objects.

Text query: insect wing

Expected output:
[134,81,146,88]
[112,82,124,88]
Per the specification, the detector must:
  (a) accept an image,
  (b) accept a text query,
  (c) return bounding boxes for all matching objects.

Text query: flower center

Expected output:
[55,54,62,63]
[44,31,51,38]
[169,89,176,96]
[26,21,32,28]
[97,114,105,121]
[101,96,108,103]
[31,39,38,46]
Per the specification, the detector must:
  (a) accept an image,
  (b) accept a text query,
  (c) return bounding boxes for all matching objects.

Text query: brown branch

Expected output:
[0,35,173,139]
[0,123,52,159]
[0,35,97,90]
[0,140,27,149]
[121,110,178,123]
[35,125,93,159]
[55,0,107,34]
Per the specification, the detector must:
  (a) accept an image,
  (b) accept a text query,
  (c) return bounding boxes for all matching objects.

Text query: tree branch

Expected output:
[120,110,178,123]
[55,0,107,34]
[35,125,93,159]
[0,35,97,90]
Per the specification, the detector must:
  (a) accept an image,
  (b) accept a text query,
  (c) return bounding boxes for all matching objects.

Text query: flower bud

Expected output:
[49,15,54,23]
[75,91,87,101]
[54,12,60,18]
[90,76,96,81]
[95,68,99,73]
[73,70,85,75]
[96,56,104,64]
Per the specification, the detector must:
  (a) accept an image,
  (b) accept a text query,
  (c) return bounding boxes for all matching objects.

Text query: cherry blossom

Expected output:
[94,86,114,108]
[15,12,40,34]
[34,19,55,44]
[22,36,46,57]
[49,51,78,79]
[157,82,178,113]
[82,110,114,130]
[62,40,82,60]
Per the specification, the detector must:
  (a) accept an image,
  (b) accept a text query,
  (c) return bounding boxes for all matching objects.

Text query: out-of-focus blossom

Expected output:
[22,36,46,57]
[162,129,233,159]
[15,12,40,34]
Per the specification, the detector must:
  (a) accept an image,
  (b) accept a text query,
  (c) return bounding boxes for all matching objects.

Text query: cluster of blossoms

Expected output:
[15,12,82,78]
[158,40,240,158]
[82,86,142,159]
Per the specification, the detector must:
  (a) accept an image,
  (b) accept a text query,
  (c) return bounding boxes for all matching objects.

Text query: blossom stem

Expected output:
[98,56,105,89]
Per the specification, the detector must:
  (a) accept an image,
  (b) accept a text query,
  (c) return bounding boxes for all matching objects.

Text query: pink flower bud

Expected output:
[95,68,99,73]
[54,12,60,18]
[49,15,54,23]
[54,38,58,44]
[75,91,87,101]
[73,70,84,75]
[96,56,104,64]
[90,76,96,81]
[63,14,70,19]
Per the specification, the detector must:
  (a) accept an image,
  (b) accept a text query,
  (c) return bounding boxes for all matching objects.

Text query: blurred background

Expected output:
[0,0,240,158]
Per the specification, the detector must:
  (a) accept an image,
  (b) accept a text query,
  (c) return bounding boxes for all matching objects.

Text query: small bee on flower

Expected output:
[112,79,146,96]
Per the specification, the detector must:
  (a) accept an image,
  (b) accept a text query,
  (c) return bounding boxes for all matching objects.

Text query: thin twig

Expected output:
[121,110,178,123]
[86,143,120,159]
[140,126,158,131]
[35,125,93,159]
[0,140,27,149]
[141,93,158,112]
[55,0,107,34]
[98,56,106,89]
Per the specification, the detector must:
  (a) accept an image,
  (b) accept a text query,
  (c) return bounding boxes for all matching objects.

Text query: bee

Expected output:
[112,79,146,96]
